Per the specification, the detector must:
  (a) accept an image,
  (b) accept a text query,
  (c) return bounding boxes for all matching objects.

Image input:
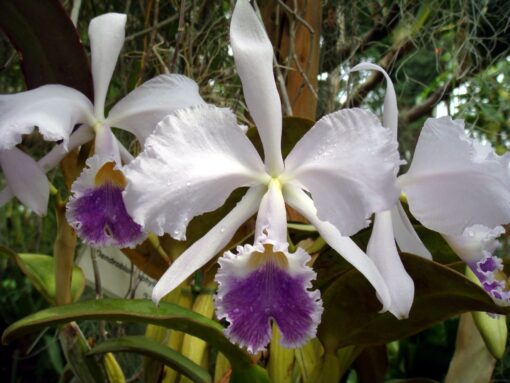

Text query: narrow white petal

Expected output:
[0,85,93,151]
[391,202,432,259]
[367,210,414,319]
[0,125,94,209]
[107,74,206,144]
[123,105,267,239]
[399,117,510,235]
[283,185,392,312]
[152,185,265,304]
[0,148,49,215]
[255,180,287,244]
[350,63,398,139]
[231,0,283,174]
[94,124,121,165]
[283,108,400,236]
[89,13,127,119]
[443,225,505,264]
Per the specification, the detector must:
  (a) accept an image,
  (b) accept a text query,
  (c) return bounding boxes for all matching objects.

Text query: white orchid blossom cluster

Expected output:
[1,0,510,354]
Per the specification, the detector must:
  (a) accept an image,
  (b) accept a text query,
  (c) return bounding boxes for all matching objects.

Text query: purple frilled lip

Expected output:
[469,253,510,303]
[215,242,323,354]
[67,159,144,248]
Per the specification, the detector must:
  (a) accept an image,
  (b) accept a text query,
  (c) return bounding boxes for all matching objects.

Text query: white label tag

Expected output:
[76,247,156,299]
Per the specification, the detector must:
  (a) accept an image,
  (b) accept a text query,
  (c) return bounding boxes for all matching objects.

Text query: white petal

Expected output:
[40,124,95,171]
[94,124,121,165]
[123,105,267,239]
[0,148,49,215]
[255,180,287,244]
[391,202,432,259]
[350,63,398,139]
[230,0,283,174]
[107,74,206,144]
[367,210,414,319]
[282,184,392,312]
[283,108,401,236]
[443,225,505,264]
[89,13,126,119]
[152,185,265,304]
[399,117,510,235]
[0,85,93,151]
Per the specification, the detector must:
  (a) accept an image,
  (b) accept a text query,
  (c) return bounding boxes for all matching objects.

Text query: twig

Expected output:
[70,0,83,26]
[170,0,187,72]
[125,13,181,42]
[90,249,107,339]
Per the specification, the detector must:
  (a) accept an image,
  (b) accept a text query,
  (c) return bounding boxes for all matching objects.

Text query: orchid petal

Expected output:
[66,154,144,248]
[399,117,510,235]
[0,125,94,210]
[391,202,432,259]
[89,13,126,119]
[283,108,400,236]
[216,242,322,353]
[283,184,392,311]
[0,148,49,215]
[350,63,398,139]
[367,210,414,319]
[152,185,265,304]
[254,180,287,244]
[107,74,206,144]
[94,124,121,165]
[0,85,93,151]
[230,0,283,174]
[443,225,505,265]
[123,105,267,239]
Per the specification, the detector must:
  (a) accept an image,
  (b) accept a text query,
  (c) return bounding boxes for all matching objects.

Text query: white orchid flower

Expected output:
[123,0,403,353]
[352,63,510,314]
[0,13,205,247]
[397,115,510,302]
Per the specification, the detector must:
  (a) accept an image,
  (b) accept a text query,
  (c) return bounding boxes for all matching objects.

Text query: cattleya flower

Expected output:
[123,0,404,353]
[0,13,205,247]
[352,64,510,313]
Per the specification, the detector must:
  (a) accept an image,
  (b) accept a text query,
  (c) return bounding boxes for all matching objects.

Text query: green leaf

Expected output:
[1,299,258,375]
[318,253,510,353]
[0,0,93,96]
[0,246,85,305]
[88,336,211,383]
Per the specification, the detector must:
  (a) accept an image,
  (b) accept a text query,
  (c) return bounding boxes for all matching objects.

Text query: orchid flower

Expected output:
[0,13,205,247]
[351,64,510,312]
[398,116,510,302]
[123,0,403,353]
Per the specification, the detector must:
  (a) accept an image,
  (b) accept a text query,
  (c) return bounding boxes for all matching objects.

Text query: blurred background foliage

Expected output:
[1,0,510,382]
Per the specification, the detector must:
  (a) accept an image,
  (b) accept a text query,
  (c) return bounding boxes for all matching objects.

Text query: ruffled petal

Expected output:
[0,85,93,151]
[107,74,206,144]
[66,155,144,248]
[88,13,127,119]
[283,108,401,236]
[391,202,432,259]
[230,0,283,174]
[399,117,510,235]
[215,240,322,354]
[283,184,392,311]
[152,185,265,304]
[445,225,510,305]
[367,210,414,319]
[443,225,505,264]
[123,105,267,239]
[0,148,49,215]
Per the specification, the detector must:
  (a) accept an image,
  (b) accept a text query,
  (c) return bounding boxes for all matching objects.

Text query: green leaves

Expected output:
[0,0,93,96]
[88,336,211,383]
[0,246,85,305]
[318,253,510,353]
[1,298,267,380]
